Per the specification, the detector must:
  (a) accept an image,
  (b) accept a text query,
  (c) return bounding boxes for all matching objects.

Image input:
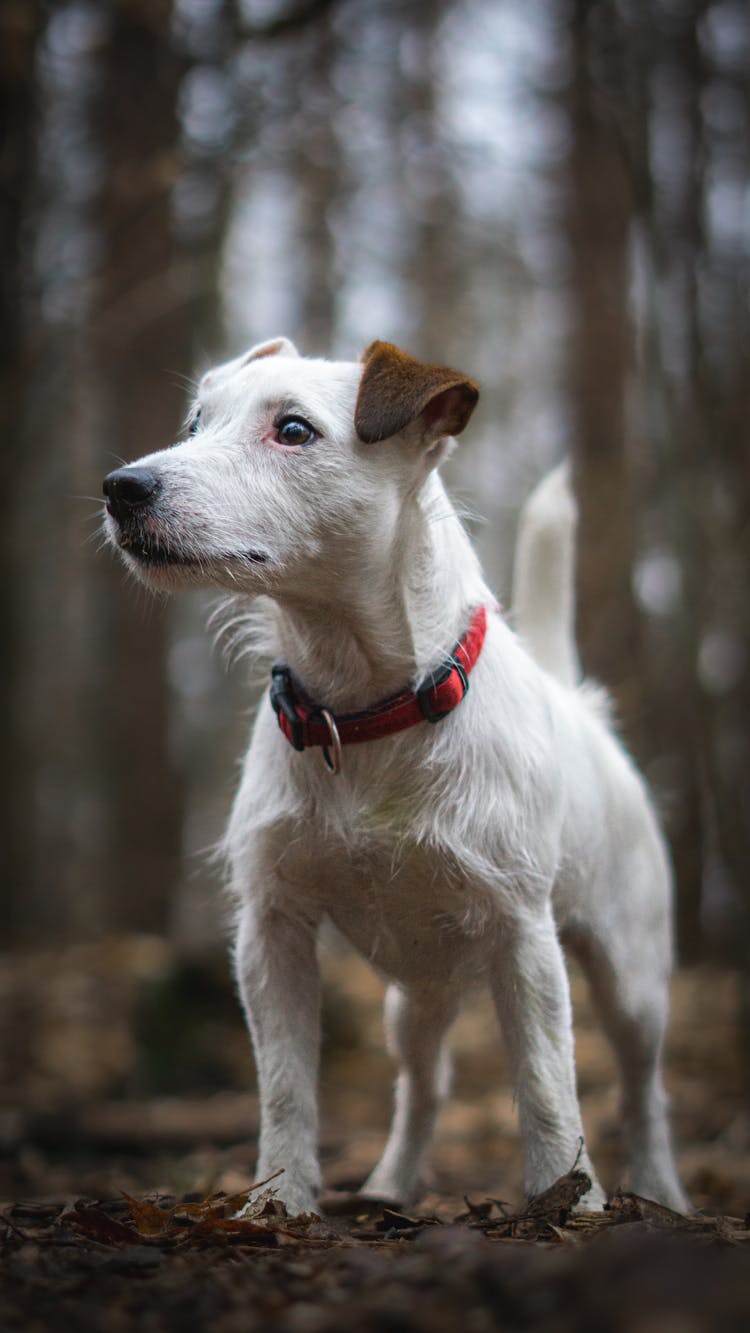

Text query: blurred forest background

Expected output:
[1,0,749,1208]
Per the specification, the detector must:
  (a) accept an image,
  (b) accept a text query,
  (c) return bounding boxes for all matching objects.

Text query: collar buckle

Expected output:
[416,656,470,724]
[270,665,305,751]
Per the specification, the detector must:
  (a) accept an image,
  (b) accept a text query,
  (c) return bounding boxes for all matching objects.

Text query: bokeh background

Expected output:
[2,0,749,1212]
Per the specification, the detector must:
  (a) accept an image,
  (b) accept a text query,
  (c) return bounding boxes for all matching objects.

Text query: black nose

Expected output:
[103,467,161,519]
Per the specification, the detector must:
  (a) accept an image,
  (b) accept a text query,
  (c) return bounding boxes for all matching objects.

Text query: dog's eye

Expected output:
[276,415,316,447]
[187,409,201,436]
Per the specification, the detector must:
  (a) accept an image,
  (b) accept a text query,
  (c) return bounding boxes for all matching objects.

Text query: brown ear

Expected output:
[355,341,479,445]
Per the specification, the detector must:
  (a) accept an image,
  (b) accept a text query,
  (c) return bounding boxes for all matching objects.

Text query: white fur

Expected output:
[104,338,687,1215]
[512,461,581,688]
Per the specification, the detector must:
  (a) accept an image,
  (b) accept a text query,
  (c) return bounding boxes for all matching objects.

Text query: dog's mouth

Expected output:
[118,534,267,568]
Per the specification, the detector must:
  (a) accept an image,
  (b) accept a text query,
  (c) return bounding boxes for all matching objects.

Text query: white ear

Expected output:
[241,337,300,365]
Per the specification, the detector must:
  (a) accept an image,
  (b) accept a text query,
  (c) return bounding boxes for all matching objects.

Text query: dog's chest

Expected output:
[288,818,494,985]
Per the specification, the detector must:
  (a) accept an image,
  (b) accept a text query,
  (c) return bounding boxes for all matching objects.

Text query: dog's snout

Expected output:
[103,467,161,517]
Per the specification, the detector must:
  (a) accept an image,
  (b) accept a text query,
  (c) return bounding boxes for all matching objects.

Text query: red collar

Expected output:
[270,605,489,770]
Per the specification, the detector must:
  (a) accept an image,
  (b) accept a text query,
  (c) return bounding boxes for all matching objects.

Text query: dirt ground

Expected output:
[2,939,749,1329]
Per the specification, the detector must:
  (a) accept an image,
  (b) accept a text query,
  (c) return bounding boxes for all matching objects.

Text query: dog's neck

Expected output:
[272,582,414,714]
[271,473,489,714]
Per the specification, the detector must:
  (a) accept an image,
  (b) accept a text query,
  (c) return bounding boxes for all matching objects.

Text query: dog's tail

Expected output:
[511,462,581,688]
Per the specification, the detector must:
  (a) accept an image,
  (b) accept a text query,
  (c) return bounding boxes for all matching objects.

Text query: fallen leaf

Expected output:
[66,1206,138,1246]
[121,1191,173,1237]
[522,1170,592,1220]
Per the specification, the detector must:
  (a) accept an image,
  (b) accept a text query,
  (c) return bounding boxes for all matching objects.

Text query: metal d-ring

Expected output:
[319,708,342,775]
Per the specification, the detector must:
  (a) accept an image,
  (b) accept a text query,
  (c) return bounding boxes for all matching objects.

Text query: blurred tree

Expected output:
[396,0,468,367]
[291,12,340,348]
[565,0,642,721]
[562,0,750,967]
[1,0,236,937]
[2,0,747,984]
[86,0,190,932]
[628,0,715,961]
[1,0,46,937]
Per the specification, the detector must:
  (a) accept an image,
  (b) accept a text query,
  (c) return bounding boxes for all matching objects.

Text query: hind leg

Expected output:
[569,924,687,1211]
[489,906,606,1209]
[362,983,456,1204]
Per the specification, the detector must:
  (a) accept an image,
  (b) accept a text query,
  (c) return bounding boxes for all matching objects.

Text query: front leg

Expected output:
[234,898,322,1215]
[490,906,606,1209]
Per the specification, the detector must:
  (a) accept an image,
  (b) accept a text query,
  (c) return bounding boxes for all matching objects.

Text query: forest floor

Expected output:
[1,939,749,1330]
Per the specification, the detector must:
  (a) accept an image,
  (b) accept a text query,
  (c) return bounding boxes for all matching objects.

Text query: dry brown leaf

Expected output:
[121,1191,173,1236]
[608,1191,694,1228]
[376,1208,440,1234]
[547,1223,582,1244]
[65,1206,138,1245]
[119,1171,286,1240]
[522,1169,592,1219]
[180,1215,281,1246]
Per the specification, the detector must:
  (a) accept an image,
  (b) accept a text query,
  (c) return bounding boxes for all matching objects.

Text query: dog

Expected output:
[103,336,687,1215]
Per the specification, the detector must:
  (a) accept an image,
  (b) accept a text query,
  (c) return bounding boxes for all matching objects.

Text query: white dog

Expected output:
[103,336,687,1215]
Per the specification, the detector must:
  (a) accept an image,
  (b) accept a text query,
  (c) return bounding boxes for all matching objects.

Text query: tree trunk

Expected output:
[84,1,189,932]
[0,2,45,937]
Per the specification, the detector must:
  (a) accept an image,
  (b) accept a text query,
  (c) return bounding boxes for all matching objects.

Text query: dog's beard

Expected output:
[106,517,268,592]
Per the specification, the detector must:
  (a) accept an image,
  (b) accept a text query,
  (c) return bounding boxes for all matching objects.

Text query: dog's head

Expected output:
[102,337,479,595]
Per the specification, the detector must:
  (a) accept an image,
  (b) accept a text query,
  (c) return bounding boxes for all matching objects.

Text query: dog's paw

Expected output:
[631,1178,691,1215]
[270,1183,320,1218]
[360,1166,413,1208]
[572,1179,608,1213]
[234,1177,320,1220]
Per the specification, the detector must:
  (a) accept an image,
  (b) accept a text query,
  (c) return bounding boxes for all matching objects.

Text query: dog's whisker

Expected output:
[167,369,200,394]
[81,520,107,540]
